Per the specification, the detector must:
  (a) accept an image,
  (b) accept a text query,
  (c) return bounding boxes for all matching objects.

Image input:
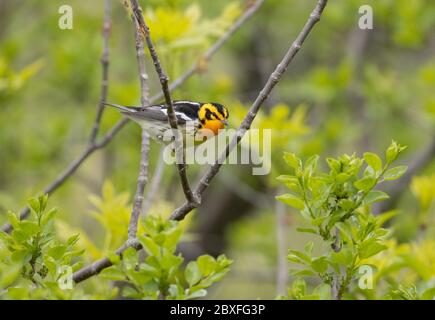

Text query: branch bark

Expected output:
[89,0,111,144]
[1,0,261,233]
[127,15,152,239]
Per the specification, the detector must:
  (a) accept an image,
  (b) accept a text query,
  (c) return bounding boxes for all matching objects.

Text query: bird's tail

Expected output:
[103,102,138,113]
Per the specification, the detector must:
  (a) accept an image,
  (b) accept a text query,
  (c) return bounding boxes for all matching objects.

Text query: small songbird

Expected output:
[104,101,229,143]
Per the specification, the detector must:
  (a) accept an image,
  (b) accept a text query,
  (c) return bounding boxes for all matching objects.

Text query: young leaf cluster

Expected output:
[0,195,84,299]
[276,141,407,299]
[100,215,232,299]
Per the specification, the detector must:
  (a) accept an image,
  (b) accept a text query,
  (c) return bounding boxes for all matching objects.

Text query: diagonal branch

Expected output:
[129,0,197,205]
[1,0,261,233]
[170,0,329,221]
[72,0,328,284]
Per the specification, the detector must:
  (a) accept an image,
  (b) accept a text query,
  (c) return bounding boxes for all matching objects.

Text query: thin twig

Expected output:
[1,0,259,233]
[128,16,152,239]
[170,0,329,221]
[89,0,111,144]
[129,0,197,205]
[129,129,150,239]
[73,239,142,283]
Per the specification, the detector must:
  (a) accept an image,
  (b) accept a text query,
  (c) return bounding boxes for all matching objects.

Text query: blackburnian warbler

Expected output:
[104,101,229,143]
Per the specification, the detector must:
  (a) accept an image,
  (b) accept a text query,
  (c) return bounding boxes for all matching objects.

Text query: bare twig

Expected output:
[1,0,260,233]
[129,0,197,205]
[129,130,150,239]
[170,0,329,221]
[73,238,142,283]
[128,16,152,239]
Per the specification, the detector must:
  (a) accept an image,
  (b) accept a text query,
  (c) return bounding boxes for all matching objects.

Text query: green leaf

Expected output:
[336,173,350,183]
[138,235,160,258]
[6,211,20,229]
[276,175,296,183]
[197,255,217,277]
[47,245,67,260]
[375,210,398,226]
[331,247,353,266]
[186,289,207,300]
[421,287,435,300]
[276,194,305,210]
[338,199,354,210]
[305,155,319,175]
[304,241,314,255]
[326,158,341,172]
[11,250,32,264]
[311,257,328,273]
[362,190,389,205]
[28,197,40,214]
[386,140,406,164]
[297,227,317,235]
[383,166,407,181]
[66,234,80,246]
[364,152,382,172]
[288,249,311,264]
[7,287,29,299]
[163,226,182,252]
[19,221,40,237]
[40,208,57,227]
[354,177,376,192]
[291,269,316,277]
[185,261,202,287]
[358,240,388,259]
[283,152,301,170]
[100,266,126,281]
[108,252,121,265]
[122,247,138,271]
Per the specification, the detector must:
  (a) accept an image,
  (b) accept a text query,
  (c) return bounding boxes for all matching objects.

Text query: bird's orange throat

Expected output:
[201,120,226,135]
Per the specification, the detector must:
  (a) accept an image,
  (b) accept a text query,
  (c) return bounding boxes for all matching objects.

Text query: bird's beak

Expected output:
[221,119,229,127]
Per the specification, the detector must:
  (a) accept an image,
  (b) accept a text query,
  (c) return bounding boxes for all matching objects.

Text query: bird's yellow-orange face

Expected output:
[198,103,229,135]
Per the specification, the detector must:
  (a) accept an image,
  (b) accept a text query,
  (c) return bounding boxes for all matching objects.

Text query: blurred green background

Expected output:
[0,0,434,299]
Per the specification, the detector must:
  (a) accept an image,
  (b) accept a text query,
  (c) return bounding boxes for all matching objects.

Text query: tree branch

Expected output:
[170,0,329,221]
[128,14,152,239]
[1,0,261,233]
[89,0,111,144]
